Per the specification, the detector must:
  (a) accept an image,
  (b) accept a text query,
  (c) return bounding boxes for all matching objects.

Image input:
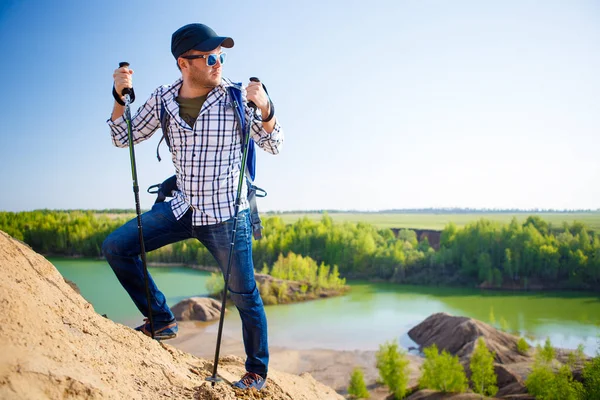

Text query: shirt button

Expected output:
[192,154,195,158]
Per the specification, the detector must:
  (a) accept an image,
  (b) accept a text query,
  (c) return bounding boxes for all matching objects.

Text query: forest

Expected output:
[1,210,598,290]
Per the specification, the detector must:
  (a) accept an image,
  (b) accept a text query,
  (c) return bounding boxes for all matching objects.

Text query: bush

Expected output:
[539,337,556,363]
[206,272,224,296]
[273,281,289,303]
[567,344,586,367]
[525,361,556,399]
[470,338,498,397]
[525,338,584,400]
[257,281,277,305]
[552,365,584,400]
[517,337,530,355]
[348,367,370,399]
[270,252,346,290]
[375,341,410,399]
[582,355,600,400]
[419,344,468,393]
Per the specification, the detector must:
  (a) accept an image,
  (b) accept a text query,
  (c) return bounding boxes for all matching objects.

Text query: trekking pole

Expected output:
[206,78,260,386]
[119,61,155,339]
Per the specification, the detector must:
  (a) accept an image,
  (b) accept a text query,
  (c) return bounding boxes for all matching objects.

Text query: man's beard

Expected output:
[188,70,221,89]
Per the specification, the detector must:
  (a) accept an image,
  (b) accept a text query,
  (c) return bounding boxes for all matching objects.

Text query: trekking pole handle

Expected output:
[248,77,260,110]
[248,77,274,122]
[118,62,133,98]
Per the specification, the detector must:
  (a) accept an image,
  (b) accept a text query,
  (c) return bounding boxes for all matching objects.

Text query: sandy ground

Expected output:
[0,228,425,399]
[169,321,424,398]
[0,231,344,400]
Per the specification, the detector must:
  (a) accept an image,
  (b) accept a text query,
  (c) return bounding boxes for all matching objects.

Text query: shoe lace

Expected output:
[240,372,262,386]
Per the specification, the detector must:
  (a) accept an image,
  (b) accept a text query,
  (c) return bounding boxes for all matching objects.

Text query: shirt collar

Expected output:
[162,77,241,102]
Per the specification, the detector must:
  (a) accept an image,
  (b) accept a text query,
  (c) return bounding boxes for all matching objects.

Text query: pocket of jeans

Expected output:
[177,208,193,234]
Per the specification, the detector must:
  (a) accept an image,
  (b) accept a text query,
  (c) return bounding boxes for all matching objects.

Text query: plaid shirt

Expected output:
[107,77,283,226]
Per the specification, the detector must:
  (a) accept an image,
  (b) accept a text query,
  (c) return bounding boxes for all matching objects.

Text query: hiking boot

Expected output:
[135,318,178,340]
[232,372,267,390]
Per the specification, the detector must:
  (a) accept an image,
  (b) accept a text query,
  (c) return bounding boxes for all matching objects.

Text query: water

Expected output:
[50,258,600,356]
[49,258,213,323]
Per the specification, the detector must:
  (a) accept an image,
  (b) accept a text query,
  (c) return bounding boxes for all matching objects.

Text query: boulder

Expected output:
[408,312,529,364]
[171,297,226,321]
[494,363,532,397]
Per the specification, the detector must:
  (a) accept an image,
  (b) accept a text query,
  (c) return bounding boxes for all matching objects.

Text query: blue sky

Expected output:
[0,0,598,212]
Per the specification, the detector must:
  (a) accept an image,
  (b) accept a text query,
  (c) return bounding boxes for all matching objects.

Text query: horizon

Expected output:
[5,207,600,214]
[1,0,598,212]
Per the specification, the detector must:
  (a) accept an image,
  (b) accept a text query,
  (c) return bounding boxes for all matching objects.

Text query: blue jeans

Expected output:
[102,201,269,376]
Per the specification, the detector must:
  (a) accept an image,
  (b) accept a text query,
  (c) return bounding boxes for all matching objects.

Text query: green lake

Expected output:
[50,258,600,356]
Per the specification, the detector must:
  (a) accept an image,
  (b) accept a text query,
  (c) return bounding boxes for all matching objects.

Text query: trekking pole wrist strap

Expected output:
[112,85,136,106]
[261,99,275,123]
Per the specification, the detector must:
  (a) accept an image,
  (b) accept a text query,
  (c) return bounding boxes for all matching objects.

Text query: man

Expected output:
[102,23,283,391]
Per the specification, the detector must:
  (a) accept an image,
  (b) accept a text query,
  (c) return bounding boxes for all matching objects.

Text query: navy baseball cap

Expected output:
[171,23,234,59]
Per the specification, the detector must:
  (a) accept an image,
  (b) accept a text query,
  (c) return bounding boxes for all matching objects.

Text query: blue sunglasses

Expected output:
[181,52,227,66]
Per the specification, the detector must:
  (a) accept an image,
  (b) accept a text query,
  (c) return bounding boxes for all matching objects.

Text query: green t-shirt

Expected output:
[176,95,207,128]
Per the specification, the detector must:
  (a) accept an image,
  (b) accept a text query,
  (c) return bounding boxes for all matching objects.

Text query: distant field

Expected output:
[95,213,135,220]
[94,211,600,232]
[264,213,600,231]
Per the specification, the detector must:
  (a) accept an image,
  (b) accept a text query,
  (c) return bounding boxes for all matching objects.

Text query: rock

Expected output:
[406,389,490,399]
[408,312,529,364]
[255,273,302,292]
[64,277,81,294]
[171,297,225,321]
[494,363,531,397]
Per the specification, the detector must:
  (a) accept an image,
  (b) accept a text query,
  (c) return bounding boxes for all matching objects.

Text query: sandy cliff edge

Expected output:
[0,230,343,400]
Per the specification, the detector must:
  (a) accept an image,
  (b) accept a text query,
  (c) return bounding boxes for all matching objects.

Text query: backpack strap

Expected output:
[227,85,263,240]
[156,100,171,161]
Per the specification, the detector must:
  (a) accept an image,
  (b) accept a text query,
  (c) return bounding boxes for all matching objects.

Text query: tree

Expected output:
[539,337,556,363]
[375,341,410,399]
[582,353,600,400]
[552,365,583,400]
[469,338,498,397]
[419,344,468,393]
[525,338,584,400]
[525,361,555,399]
[348,367,370,399]
[524,216,549,236]
[517,337,530,355]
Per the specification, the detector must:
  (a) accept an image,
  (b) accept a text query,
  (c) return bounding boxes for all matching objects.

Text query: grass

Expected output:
[95,209,600,231]
[263,212,600,231]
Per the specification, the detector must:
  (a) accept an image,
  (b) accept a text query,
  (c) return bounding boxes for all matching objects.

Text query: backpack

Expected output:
[147,84,266,239]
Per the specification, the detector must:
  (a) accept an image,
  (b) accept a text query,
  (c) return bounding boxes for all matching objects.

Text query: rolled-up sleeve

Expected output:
[106,89,161,148]
[250,118,284,155]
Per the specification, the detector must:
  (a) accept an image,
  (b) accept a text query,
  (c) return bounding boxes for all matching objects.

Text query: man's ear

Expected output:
[177,57,187,71]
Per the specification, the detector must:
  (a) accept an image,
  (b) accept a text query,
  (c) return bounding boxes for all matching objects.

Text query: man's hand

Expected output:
[246,80,270,117]
[111,66,133,121]
[113,65,134,101]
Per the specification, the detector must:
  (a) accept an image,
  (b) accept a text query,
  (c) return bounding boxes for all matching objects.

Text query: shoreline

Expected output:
[168,320,423,397]
[50,256,599,293]
[146,261,220,273]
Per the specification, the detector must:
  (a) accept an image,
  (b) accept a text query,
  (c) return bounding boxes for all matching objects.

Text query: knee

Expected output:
[102,233,124,261]
[229,285,262,310]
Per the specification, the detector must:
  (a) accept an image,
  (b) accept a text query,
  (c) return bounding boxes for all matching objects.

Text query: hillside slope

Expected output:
[0,230,342,400]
